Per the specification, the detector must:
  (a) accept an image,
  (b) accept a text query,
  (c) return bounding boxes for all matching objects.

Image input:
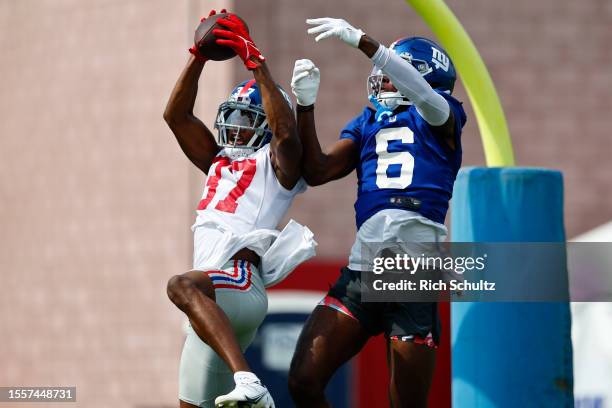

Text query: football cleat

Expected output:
[214,381,275,408]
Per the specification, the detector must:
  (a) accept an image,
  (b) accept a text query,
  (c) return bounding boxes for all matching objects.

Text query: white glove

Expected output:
[306,17,364,48]
[291,59,320,106]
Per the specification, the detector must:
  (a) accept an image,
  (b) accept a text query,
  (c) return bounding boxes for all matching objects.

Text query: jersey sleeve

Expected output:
[412,91,467,139]
[441,91,467,130]
[261,144,308,197]
[339,108,368,144]
[274,175,307,196]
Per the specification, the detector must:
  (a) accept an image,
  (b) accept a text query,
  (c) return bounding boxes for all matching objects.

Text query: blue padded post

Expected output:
[451,167,573,407]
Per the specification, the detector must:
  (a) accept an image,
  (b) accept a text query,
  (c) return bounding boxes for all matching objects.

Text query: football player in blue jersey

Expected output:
[287,17,467,408]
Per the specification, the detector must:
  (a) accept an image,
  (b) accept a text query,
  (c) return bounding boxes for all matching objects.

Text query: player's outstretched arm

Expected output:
[253,62,302,189]
[214,14,302,189]
[360,34,456,139]
[291,59,357,186]
[306,17,456,140]
[163,47,220,174]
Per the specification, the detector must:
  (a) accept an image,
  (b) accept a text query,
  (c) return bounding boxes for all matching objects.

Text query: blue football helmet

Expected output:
[215,79,292,157]
[367,37,456,110]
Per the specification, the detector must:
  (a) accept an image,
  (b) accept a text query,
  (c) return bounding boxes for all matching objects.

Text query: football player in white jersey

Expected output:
[163,11,305,408]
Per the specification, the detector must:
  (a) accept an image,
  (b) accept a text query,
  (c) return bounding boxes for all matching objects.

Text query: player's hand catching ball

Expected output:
[213,14,265,70]
[306,17,364,48]
[189,9,227,62]
[291,59,320,107]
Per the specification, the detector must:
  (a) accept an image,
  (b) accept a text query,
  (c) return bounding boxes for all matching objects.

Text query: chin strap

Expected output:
[223,146,257,159]
[378,91,411,109]
[369,95,393,122]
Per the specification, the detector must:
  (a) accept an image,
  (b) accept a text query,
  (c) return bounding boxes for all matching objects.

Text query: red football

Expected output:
[194,13,248,61]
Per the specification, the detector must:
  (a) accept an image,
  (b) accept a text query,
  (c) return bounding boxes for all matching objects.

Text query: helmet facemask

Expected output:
[214,100,271,158]
[367,67,411,111]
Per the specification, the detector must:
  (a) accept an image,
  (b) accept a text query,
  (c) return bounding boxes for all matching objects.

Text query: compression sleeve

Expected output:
[371,44,450,126]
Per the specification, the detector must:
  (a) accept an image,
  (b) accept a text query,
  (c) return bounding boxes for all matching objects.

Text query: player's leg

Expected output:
[289,266,378,407]
[387,338,436,408]
[288,304,370,407]
[211,262,274,407]
[178,323,236,408]
[175,261,272,407]
[167,269,250,373]
[385,302,440,408]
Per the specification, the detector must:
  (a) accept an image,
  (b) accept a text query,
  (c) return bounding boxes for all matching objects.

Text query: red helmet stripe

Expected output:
[239,79,257,97]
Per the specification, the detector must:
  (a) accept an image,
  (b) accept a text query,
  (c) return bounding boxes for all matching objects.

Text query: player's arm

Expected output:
[297,109,357,186]
[163,52,220,174]
[213,15,302,190]
[306,17,456,145]
[252,61,302,189]
[291,59,357,186]
[359,35,456,141]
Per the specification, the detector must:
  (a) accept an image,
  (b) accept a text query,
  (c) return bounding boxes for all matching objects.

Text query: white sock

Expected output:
[234,371,260,385]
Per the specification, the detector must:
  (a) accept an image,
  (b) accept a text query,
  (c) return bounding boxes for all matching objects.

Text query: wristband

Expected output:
[296,104,315,113]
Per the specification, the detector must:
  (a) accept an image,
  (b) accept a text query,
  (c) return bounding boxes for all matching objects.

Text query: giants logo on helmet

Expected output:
[229,86,256,103]
[431,47,450,72]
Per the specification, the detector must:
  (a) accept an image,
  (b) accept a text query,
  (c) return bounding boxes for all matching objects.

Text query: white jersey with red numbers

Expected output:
[190,144,314,287]
[193,144,306,234]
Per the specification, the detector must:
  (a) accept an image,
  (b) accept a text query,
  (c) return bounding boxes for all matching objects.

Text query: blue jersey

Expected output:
[340,92,466,229]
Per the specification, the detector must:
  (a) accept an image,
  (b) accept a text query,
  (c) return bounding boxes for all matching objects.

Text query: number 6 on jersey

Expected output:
[375,127,415,189]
